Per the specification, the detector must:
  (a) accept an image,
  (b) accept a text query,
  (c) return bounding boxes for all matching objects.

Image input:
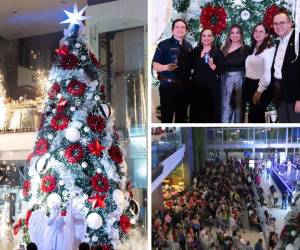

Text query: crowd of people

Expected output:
[153,10,300,123]
[152,159,282,250]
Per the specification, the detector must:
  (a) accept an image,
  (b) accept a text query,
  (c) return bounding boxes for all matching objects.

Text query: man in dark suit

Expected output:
[152,19,193,123]
[272,10,300,122]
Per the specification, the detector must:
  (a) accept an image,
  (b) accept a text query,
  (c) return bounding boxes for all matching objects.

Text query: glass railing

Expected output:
[0,101,42,133]
[152,131,182,168]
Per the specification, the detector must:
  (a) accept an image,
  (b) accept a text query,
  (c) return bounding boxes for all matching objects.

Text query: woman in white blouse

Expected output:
[243,23,275,122]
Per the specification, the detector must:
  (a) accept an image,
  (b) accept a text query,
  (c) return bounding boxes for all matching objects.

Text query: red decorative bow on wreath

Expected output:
[200,5,227,35]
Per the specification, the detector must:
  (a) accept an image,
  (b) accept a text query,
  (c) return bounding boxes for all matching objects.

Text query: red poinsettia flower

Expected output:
[51,114,70,131]
[119,214,131,234]
[88,139,105,156]
[89,51,101,68]
[108,146,123,164]
[35,138,49,155]
[41,175,57,193]
[87,114,105,133]
[25,210,32,226]
[13,218,22,236]
[263,4,281,35]
[61,53,78,70]
[55,45,69,56]
[22,180,31,197]
[65,144,84,163]
[91,174,110,193]
[48,83,61,99]
[200,5,227,35]
[67,79,86,96]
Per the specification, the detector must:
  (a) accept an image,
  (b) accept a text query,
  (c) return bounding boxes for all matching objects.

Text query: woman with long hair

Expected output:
[243,23,275,122]
[221,24,249,122]
[190,28,224,122]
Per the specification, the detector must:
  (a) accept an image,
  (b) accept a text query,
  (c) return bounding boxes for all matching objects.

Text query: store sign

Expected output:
[87,0,118,6]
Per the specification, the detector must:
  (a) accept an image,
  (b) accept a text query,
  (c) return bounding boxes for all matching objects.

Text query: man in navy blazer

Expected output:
[272,10,300,122]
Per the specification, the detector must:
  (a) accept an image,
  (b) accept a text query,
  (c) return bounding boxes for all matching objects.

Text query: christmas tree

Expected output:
[278,181,300,250]
[13,4,137,249]
[170,0,293,44]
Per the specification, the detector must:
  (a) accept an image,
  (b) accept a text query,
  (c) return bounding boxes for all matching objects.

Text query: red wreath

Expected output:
[22,180,31,197]
[91,174,110,193]
[263,4,281,34]
[48,83,61,99]
[41,175,57,193]
[87,114,105,133]
[67,79,86,96]
[119,214,131,234]
[35,138,49,155]
[200,5,227,35]
[65,144,84,163]
[90,51,101,68]
[61,53,78,70]
[51,114,70,131]
[108,146,123,164]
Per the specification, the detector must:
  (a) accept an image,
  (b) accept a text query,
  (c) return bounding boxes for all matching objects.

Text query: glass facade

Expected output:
[206,127,299,145]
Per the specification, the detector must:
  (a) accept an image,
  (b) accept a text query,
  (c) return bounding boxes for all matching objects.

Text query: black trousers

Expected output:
[242,78,272,123]
[159,82,189,123]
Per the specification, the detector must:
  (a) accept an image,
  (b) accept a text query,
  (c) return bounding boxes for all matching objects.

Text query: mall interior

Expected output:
[0,0,147,248]
[152,127,300,250]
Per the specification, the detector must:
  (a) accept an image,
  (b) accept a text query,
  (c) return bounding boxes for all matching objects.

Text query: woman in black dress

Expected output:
[190,28,224,122]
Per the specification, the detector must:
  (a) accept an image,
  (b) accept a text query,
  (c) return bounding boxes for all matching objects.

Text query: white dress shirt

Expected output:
[245,46,275,93]
[273,30,293,79]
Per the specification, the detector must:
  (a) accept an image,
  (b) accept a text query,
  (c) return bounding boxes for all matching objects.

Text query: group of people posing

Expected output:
[153,10,300,123]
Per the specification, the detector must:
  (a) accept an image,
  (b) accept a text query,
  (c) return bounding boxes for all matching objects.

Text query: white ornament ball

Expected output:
[81,55,86,61]
[59,180,65,186]
[47,134,54,140]
[52,109,57,114]
[47,193,62,208]
[72,51,78,56]
[291,231,296,237]
[65,127,81,142]
[285,243,294,250]
[64,41,69,46]
[113,189,125,205]
[96,168,102,174]
[75,43,81,48]
[241,10,250,20]
[70,106,76,112]
[94,95,100,101]
[82,162,88,168]
[92,236,98,242]
[56,77,61,82]
[57,93,62,99]
[86,213,103,229]
[84,126,90,132]
[79,68,84,74]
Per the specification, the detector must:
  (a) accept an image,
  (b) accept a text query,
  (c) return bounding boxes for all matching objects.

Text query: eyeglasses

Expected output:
[273,21,289,27]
